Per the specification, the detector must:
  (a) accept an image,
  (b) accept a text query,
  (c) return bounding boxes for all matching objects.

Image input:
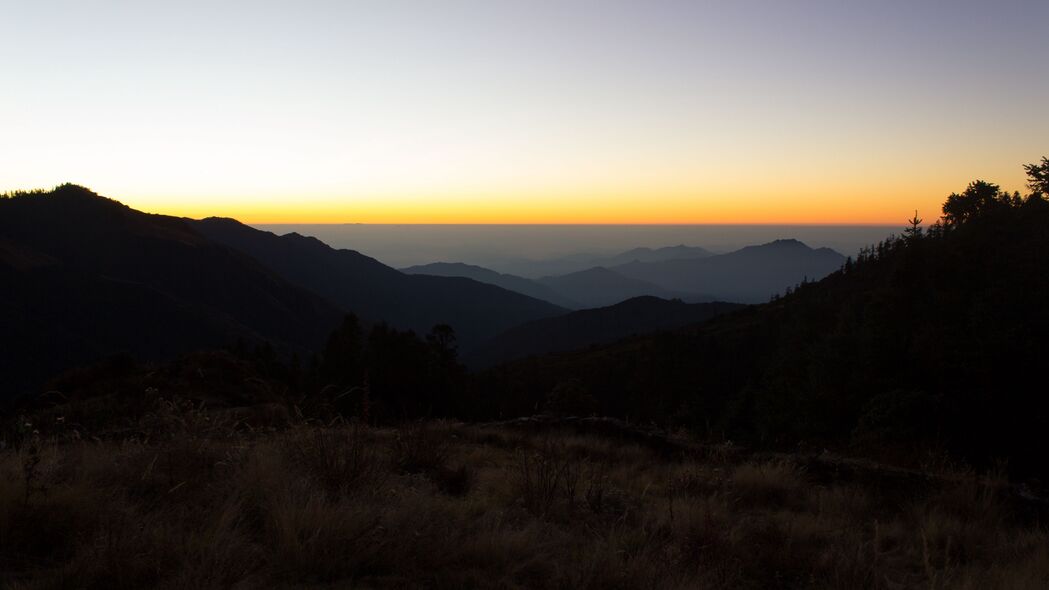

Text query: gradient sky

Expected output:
[3,0,1046,223]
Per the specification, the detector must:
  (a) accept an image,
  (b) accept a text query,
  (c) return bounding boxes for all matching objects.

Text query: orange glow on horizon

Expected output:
[7,150,1036,226]
[4,2,1045,229]
[112,182,988,226]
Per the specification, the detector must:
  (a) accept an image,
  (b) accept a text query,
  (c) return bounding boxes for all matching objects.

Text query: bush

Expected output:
[282,425,386,497]
[512,440,583,518]
[544,379,599,417]
[853,389,944,446]
[389,422,451,474]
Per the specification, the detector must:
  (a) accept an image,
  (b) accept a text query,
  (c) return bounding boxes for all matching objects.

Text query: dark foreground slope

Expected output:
[478,181,1049,474]
[614,239,845,303]
[193,219,566,349]
[469,296,743,367]
[0,185,341,398]
[5,412,1045,589]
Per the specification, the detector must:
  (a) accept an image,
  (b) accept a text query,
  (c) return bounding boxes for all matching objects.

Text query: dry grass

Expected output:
[1,419,1047,589]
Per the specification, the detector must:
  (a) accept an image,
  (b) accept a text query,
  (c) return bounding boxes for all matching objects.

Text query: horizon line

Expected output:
[249,221,909,227]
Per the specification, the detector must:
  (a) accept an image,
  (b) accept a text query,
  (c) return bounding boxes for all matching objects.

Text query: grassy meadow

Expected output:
[3,400,1047,589]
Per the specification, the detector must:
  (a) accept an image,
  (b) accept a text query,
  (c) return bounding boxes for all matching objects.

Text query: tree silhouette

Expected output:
[1024,157,1049,197]
[319,314,365,387]
[941,180,1008,225]
[903,210,923,240]
[426,324,458,363]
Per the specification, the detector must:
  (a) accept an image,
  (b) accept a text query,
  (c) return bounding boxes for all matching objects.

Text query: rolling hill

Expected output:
[467,296,743,367]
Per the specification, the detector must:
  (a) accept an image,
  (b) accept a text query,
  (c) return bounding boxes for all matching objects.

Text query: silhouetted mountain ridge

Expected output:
[192,218,567,349]
[0,185,565,398]
[0,185,343,397]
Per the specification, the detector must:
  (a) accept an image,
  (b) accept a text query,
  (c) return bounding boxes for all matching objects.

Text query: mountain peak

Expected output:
[3,184,125,211]
[50,183,99,198]
[768,238,806,247]
[50,185,131,212]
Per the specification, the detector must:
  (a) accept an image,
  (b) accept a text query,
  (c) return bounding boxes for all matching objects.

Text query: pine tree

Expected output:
[904,210,923,241]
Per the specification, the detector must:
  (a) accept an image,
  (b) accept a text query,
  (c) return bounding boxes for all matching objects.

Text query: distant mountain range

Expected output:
[612,239,846,303]
[534,267,707,308]
[496,244,713,278]
[406,240,845,308]
[404,262,705,309]
[599,245,715,265]
[467,296,743,367]
[401,262,580,308]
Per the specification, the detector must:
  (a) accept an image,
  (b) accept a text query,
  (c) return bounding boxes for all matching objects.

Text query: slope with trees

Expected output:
[0,185,343,398]
[467,296,743,368]
[476,160,1049,474]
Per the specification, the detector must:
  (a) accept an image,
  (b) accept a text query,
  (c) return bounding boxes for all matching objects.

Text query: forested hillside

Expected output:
[477,161,1049,474]
[0,185,342,398]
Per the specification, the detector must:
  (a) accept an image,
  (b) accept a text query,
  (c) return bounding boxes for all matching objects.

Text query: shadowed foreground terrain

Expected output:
[3,401,1048,589]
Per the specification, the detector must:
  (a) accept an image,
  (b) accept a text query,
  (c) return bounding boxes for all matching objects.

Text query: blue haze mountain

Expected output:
[613,239,846,303]
[400,262,581,308]
[535,267,709,309]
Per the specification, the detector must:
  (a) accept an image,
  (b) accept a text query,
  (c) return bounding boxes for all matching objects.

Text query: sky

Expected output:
[2,0,1047,224]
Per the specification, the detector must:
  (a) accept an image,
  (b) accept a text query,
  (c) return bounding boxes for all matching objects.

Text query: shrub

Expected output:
[853,389,944,446]
[729,460,804,508]
[390,422,451,474]
[512,440,583,518]
[282,425,386,497]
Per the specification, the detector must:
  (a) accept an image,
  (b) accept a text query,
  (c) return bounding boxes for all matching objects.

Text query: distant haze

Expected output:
[254,224,898,272]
